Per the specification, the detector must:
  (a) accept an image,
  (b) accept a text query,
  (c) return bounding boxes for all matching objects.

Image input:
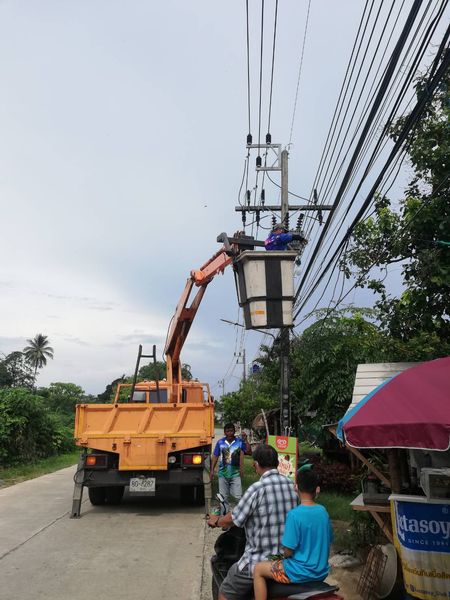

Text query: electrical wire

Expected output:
[267,0,279,136]
[294,47,450,319]
[298,3,448,302]
[306,172,450,330]
[257,0,265,152]
[246,0,251,137]
[295,0,428,305]
[288,0,312,146]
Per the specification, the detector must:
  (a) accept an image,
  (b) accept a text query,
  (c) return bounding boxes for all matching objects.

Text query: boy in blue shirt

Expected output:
[253,469,333,600]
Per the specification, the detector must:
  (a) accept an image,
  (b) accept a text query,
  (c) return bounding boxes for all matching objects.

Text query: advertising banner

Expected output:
[391,499,450,599]
[267,435,298,482]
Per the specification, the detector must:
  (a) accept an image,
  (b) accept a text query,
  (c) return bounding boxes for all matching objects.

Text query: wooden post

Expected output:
[387,449,402,493]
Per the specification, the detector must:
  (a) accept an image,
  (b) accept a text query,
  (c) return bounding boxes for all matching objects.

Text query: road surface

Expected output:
[0,466,206,600]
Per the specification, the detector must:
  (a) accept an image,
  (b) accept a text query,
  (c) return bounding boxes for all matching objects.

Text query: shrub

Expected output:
[304,455,360,494]
[0,388,69,466]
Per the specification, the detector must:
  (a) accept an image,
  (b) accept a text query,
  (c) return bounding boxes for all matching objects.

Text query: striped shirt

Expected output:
[231,469,298,573]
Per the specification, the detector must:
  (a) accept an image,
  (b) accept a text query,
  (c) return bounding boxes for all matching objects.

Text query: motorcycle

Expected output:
[210,493,342,600]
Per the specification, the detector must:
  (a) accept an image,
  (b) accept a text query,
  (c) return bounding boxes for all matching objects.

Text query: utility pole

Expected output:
[236,142,331,436]
[279,150,291,434]
[235,349,247,382]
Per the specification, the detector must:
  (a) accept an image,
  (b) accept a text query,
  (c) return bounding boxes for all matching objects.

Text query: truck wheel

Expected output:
[105,486,125,505]
[88,487,106,505]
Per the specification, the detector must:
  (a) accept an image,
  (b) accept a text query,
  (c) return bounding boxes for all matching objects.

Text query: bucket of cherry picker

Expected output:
[233,250,297,330]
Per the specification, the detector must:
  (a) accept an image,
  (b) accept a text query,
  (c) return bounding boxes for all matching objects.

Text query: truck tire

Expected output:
[181,485,205,506]
[105,486,125,505]
[88,486,106,505]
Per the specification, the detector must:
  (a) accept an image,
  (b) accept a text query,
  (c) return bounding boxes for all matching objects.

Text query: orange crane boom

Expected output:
[164,249,233,396]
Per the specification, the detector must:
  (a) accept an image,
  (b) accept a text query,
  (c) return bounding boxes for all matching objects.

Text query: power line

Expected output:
[257,0,265,152]
[307,172,450,330]
[299,2,448,300]
[267,0,279,137]
[301,0,441,296]
[245,0,251,137]
[294,46,450,319]
[295,0,426,304]
[288,0,312,146]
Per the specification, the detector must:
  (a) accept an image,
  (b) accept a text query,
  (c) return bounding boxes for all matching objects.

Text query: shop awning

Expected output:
[337,357,450,450]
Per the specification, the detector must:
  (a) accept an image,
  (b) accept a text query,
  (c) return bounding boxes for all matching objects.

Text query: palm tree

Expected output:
[23,334,54,383]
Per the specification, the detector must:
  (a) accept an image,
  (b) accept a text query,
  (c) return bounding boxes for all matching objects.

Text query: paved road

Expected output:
[0,466,206,600]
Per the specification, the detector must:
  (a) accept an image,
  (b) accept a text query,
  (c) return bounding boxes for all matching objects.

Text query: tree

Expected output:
[221,308,390,437]
[0,388,72,466]
[23,334,54,383]
[344,69,450,353]
[39,382,87,426]
[290,308,389,428]
[138,361,193,381]
[0,352,34,388]
[221,378,277,429]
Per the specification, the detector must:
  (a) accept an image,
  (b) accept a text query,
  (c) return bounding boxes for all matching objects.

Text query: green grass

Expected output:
[317,491,354,522]
[0,451,81,487]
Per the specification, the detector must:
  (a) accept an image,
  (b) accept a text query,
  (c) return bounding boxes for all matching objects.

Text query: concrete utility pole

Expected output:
[235,349,247,382]
[236,142,331,436]
[279,150,291,434]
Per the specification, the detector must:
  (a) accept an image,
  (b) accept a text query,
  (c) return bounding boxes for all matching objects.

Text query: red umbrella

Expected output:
[340,357,450,450]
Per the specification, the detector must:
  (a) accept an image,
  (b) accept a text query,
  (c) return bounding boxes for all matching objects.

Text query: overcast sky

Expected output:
[0,1,445,395]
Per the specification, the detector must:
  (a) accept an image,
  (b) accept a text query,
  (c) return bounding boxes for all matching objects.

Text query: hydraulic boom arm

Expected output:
[164,248,233,397]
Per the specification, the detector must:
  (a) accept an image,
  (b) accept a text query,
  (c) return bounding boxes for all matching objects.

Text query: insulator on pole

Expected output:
[256,211,260,225]
[242,211,247,226]
[297,214,304,230]
[284,213,289,230]
[271,215,277,228]
[313,188,318,204]
[247,133,253,145]
[266,132,272,144]
[256,155,262,168]
[261,189,265,204]
[246,190,251,205]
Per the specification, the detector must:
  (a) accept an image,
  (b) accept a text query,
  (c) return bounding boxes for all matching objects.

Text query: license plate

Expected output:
[129,477,156,493]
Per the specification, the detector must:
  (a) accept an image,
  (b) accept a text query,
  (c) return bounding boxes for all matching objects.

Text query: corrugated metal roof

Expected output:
[347,362,419,414]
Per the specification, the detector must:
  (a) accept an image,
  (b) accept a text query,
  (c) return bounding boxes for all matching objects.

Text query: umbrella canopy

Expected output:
[337,357,450,450]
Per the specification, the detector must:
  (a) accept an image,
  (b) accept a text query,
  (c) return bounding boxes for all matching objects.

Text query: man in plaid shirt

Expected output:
[207,444,298,600]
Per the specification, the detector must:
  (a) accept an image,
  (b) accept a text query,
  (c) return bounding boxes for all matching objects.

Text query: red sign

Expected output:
[275,436,289,450]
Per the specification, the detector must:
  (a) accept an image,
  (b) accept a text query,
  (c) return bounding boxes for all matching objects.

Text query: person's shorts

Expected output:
[270,559,292,584]
[219,562,253,600]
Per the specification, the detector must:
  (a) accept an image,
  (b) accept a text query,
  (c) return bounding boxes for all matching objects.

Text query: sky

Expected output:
[0,1,445,395]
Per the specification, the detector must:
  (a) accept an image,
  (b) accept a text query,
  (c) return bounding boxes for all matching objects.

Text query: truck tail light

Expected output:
[182,454,203,466]
[85,454,107,468]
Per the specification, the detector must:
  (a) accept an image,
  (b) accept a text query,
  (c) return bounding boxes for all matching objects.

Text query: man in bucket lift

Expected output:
[264,223,305,251]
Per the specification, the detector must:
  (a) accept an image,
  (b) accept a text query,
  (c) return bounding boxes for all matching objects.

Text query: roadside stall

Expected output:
[336,357,450,600]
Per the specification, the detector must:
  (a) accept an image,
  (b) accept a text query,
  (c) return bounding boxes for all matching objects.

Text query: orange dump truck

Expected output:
[70,241,238,517]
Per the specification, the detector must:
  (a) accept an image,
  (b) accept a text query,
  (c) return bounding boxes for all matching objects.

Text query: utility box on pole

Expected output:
[234,250,297,330]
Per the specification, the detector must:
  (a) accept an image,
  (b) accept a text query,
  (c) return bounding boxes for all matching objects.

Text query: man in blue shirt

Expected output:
[210,423,250,512]
[253,469,333,600]
[264,223,305,251]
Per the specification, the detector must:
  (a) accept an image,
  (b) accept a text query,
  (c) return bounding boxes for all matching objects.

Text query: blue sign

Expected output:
[394,501,450,554]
